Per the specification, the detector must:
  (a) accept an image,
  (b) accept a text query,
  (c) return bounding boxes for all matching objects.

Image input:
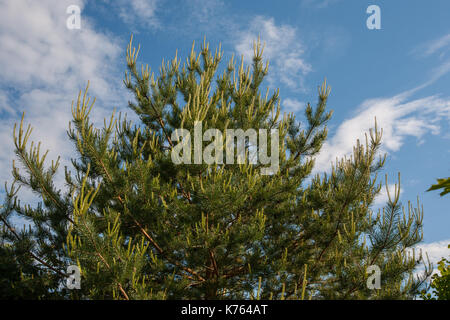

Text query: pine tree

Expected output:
[0,36,432,300]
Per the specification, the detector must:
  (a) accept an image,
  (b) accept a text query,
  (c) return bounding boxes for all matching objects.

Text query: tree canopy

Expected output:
[0,36,432,300]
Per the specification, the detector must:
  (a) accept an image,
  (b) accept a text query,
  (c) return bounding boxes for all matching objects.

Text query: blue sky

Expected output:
[0,0,449,268]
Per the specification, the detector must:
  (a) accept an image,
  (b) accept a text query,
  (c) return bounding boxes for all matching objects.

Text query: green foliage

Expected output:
[421,245,450,300]
[0,232,65,299]
[0,36,432,299]
[423,170,450,299]
[427,177,450,196]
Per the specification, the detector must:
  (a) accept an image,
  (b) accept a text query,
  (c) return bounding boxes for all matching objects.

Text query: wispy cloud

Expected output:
[235,16,311,91]
[0,0,125,201]
[104,0,226,34]
[0,91,14,115]
[414,239,450,276]
[282,98,305,114]
[373,183,403,208]
[165,0,234,37]
[412,33,450,59]
[424,34,450,57]
[184,0,225,25]
[311,48,450,176]
[313,89,450,173]
[301,0,341,9]
[116,0,160,30]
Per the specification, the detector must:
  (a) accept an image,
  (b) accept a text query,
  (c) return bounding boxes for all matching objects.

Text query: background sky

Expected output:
[0,0,448,272]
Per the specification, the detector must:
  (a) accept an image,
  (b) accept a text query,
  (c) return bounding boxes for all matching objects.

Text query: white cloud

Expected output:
[116,0,160,29]
[0,0,126,202]
[414,239,450,276]
[416,240,450,265]
[282,98,305,114]
[235,16,311,91]
[0,0,120,95]
[185,0,224,25]
[0,91,14,115]
[301,0,341,9]
[373,183,403,208]
[429,60,450,84]
[412,33,450,61]
[313,90,450,173]
[424,34,450,57]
